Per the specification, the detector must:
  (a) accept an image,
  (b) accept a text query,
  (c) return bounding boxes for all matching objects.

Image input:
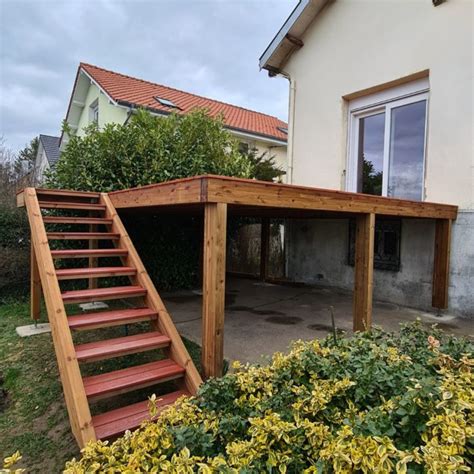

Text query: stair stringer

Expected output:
[100,193,203,395]
[23,188,96,447]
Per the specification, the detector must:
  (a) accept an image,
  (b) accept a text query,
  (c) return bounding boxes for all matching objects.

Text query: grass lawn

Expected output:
[0,298,202,473]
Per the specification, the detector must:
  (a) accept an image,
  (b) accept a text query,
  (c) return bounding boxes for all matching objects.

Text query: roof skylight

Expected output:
[277,126,288,134]
[155,97,180,109]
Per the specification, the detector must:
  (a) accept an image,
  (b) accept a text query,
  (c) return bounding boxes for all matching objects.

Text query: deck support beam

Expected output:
[260,218,270,281]
[30,241,41,321]
[432,219,452,309]
[202,202,227,379]
[353,213,375,332]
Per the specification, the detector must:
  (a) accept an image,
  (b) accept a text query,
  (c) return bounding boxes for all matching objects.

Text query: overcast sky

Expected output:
[0,0,294,153]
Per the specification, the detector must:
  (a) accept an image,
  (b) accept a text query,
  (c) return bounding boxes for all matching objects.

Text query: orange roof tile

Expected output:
[79,63,288,142]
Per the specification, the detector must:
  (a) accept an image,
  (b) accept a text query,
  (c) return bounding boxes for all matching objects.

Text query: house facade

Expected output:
[261,0,473,317]
[61,63,288,177]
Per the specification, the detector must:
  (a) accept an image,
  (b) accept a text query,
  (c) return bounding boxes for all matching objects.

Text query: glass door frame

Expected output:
[346,80,430,200]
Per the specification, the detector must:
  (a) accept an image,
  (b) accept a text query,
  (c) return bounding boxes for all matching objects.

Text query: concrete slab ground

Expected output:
[163,276,474,365]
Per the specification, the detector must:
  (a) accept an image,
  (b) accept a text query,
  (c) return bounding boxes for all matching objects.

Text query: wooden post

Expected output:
[260,218,270,281]
[202,202,227,379]
[353,213,375,332]
[30,241,41,321]
[432,219,452,309]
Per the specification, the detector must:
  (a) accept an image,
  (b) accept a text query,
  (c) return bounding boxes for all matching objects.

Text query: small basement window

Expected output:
[155,97,180,109]
[348,218,401,271]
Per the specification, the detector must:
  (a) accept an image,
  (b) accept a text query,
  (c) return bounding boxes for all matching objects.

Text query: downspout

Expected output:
[274,70,296,184]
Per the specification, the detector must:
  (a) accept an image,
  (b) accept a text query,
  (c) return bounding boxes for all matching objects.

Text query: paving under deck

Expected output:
[164,276,474,365]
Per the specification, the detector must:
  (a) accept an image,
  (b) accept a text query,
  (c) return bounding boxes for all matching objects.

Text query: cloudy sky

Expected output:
[0,0,294,153]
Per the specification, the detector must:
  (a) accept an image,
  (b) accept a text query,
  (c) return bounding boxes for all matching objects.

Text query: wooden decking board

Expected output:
[52,249,128,259]
[107,175,458,220]
[75,331,171,362]
[57,266,136,280]
[62,285,146,304]
[68,307,157,330]
[83,359,185,399]
[92,390,189,439]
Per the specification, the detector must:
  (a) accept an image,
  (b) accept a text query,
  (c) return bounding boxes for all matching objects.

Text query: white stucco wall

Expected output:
[285,0,473,209]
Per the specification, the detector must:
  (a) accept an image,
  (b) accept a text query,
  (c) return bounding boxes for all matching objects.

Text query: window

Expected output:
[347,79,429,201]
[89,99,99,123]
[154,97,180,109]
[348,218,401,271]
[238,142,249,154]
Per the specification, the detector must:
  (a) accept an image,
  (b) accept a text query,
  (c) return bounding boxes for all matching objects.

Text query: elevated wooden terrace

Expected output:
[109,175,457,378]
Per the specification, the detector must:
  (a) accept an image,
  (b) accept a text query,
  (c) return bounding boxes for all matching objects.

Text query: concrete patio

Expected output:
[164,276,474,365]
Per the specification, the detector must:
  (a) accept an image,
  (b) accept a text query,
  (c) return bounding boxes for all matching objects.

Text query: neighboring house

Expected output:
[260,0,473,317]
[34,134,60,184]
[61,63,288,177]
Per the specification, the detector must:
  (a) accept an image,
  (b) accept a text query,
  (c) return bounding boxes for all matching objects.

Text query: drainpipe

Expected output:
[273,70,296,184]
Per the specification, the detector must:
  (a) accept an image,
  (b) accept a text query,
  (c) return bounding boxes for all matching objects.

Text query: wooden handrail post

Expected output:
[432,219,452,309]
[353,213,375,332]
[260,218,270,281]
[30,241,41,321]
[202,202,227,379]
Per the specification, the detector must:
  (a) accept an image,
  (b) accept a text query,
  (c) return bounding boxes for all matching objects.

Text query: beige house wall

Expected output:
[285,0,473,209]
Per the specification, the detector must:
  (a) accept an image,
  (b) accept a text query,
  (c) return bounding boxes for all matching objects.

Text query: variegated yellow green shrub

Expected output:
[65,322,473,473]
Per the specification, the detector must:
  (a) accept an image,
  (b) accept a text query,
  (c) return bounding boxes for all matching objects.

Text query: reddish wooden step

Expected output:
[92,390,189,439]
[51,248,128,259]
[47,232,119,240]
[75,332,171,362]
[39,201,106,211]
[68,307,157,330]
[36,188,101,199]
[83,359,185,400]
[62,285,146,304]
[57,266,136,280]
[43,216,113,225]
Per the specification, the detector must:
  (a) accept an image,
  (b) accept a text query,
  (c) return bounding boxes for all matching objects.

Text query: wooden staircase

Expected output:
[19,188,202,448]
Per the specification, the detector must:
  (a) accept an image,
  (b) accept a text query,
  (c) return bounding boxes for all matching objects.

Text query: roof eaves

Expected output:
[259,0,331,72]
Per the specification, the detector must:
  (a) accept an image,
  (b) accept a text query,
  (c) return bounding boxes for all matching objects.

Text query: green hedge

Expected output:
[62,322,473,473]
[0,207,30,301]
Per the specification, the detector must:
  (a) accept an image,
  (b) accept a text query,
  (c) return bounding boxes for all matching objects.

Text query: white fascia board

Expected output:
[259,0,330,72]
[259,0,309,70]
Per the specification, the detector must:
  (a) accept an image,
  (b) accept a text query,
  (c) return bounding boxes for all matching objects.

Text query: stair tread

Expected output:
[75,331,171,362]
[36,188,101,199]
[83,359,185,399]
[57,266,135,279]
[62,285,146,303]
[47,232,119,239]
[68,307,157,330]
[92,390,189,439]
[39,201,106,210]
[51,249,128,258]
[43,216,113,225]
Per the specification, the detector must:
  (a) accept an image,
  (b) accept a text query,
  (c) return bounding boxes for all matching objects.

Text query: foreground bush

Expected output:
[65,323,473,473]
